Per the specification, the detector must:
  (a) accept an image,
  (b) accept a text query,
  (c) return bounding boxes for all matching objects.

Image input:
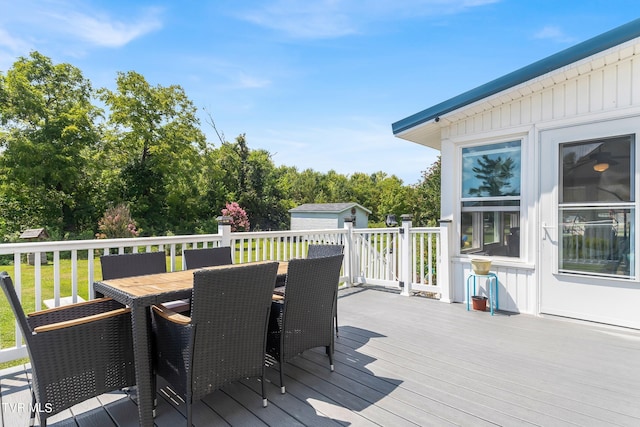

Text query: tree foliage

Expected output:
[98,71,207,234]
[408,157,441,226]
[0,52,442,239]
[0,51,100,236]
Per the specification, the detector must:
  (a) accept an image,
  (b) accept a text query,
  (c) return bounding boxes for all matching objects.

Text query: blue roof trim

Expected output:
[392,18,640,135]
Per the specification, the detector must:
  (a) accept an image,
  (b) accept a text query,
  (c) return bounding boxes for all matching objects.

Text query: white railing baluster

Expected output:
[13,252,22,350]
[427,232,434,286]
[71,250,78,303]
[34,253,42,311]
[88,249,95,296]
[53,251,61,307]
[0,226,443,363]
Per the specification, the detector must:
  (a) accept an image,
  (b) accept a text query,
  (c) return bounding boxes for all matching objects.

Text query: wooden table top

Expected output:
[98,261,288,298]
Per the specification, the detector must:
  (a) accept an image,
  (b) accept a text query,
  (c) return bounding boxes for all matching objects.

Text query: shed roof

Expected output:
[19,228,49,239]
[392,18,640,140]
[289,202,372,214]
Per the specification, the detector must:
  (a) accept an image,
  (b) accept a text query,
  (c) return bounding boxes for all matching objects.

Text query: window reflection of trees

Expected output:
[467,155,518,197]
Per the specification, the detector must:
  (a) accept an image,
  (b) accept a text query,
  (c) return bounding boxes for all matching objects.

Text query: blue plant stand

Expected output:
[466,272,499,315]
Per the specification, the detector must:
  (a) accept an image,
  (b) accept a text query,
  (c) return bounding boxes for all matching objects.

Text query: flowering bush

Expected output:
[221,202,250,231]
[96,204,140,239]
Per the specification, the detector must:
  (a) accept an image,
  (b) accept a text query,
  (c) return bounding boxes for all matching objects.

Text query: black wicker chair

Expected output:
[0,272,136,427]
[100,251,167,280]
[151,262,279,427]
[307,244,344,336]
[266,254,344,393]
[307,244,344,259]
[99,251,190,312]
[183,246,233,270]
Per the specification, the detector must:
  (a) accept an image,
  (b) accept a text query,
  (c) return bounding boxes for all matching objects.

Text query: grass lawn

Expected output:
[0,256,183,357]
[0,240,318,367]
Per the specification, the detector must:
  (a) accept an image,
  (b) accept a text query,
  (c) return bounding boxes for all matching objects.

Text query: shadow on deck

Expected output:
[2,286,640,426]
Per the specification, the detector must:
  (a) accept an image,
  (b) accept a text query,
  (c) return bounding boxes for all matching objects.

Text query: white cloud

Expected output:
[240,1,356,39]
[237,0,500,39]
[0,27,33,70]
[235,72,272,89]
[533,25,575,43]
[48,9,163,48]
[0,28,30,52]
[0,0,163,56]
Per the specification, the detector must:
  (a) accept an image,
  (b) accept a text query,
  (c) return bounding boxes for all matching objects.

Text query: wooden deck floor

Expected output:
[2,285,640,427]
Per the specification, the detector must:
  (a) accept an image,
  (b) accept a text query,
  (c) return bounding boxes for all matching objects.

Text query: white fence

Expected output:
[0,217,448,363]
[351,224,442,293]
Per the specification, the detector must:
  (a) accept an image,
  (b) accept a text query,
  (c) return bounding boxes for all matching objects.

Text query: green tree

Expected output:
[194,145,234,232]
[241,148,288,230]
[324,170,350,202]
[0,51,100,236]
[98,71,206,234]
[409,157,441,226]
[376,175,409,225]
[283,168,327,205]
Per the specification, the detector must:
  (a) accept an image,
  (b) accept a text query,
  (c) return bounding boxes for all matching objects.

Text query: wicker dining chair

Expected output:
[100,251,167,280]
[0,272,136,427]
[151,262,279,427]
[307,244,344,259]
[99,251,190,313]
[266,254,344,394]
[307,244,344,336]
[183,246,233,269]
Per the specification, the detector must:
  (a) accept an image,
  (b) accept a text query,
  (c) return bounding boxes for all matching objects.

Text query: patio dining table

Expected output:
[93,260,288,427]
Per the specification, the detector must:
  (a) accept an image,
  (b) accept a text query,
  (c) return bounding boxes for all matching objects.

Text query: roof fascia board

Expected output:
[392,18,640,135]
[289,203,372,214]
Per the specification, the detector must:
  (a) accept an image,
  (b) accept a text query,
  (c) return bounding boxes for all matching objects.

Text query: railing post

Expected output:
[217,216,233,248]
[438,219,453,303]
[343,216,354,287]
[399,214,412,296]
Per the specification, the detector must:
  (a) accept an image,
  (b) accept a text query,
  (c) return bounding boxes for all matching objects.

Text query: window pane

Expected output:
[461,211,520,257]
[561,135,633,203]
[560,207,634,278]
[462,200,520,208]
[462,141,521,198]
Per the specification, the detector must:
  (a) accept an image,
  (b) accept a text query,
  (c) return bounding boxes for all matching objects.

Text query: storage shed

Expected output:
[392,18,640,329]
[289,203,371,230]
[19,228,49,265]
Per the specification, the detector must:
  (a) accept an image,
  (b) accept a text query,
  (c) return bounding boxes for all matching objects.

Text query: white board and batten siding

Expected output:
[289,202,371,231]
[440,37,640,316]
[443,40,640,139]
[290,216,338,231]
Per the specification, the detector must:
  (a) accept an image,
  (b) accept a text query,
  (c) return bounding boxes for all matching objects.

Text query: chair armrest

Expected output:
[152,304,191,326]
[159,300,191,314]
[33,308,131,333]
[27,298,126,329]
[27,297,116,317]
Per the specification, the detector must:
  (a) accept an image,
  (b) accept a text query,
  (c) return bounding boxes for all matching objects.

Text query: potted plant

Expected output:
[471,258,492,275]
[472,295,488,311]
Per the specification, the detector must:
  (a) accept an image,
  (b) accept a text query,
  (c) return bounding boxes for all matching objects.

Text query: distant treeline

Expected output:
[0,52,440,241]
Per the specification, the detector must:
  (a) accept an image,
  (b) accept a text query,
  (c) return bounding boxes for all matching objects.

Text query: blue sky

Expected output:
[1,1,638,184]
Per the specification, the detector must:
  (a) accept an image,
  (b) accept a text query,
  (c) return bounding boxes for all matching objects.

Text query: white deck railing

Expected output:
[0,217,448,363]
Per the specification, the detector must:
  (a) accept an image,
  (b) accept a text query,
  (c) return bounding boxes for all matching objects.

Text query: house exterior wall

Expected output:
[351,210,369,228]
[440,38,640,316]
[290,207,369,230]
[291,214,338,231]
